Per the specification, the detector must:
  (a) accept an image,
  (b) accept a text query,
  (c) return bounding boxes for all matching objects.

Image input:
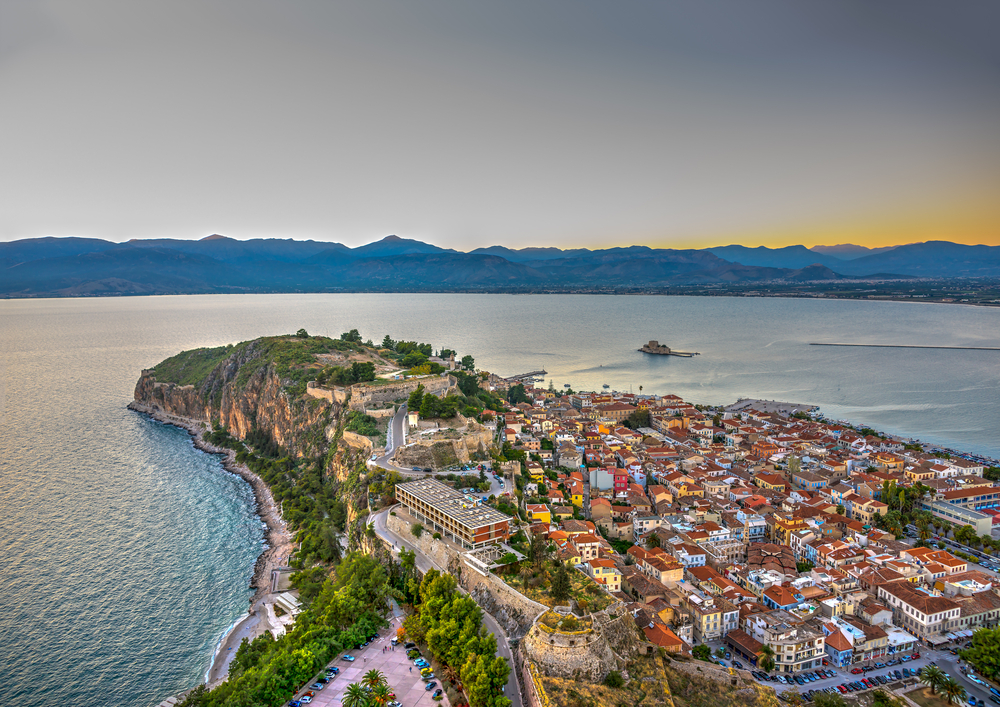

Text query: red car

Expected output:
[838,686,848,694]
[852,668,863,674]
[912,653,921,660]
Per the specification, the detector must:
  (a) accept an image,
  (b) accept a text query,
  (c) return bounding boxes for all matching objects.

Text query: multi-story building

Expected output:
[583,558,622,592]
[876,581,961,640]
[687,592,739,642]
[395,478,511,549]
[746,610,825,674]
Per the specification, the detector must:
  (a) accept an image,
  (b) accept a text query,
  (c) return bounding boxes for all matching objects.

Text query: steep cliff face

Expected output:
[132,338,341,458]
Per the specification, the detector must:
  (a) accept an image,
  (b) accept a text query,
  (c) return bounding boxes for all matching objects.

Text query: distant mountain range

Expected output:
[1,235,998,296]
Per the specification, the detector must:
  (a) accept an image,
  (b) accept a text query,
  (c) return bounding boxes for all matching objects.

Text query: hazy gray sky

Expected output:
[1,0,998,249]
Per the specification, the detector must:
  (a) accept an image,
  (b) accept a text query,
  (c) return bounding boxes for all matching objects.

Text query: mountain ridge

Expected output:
[2,235,995,297]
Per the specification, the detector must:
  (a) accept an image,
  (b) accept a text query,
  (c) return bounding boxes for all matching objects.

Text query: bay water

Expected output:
[1,293,998,707]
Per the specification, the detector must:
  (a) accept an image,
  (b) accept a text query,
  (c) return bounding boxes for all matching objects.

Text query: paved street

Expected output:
[713,640,991,702]
[371,505,522,707]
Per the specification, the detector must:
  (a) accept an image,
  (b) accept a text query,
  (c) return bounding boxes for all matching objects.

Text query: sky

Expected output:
[1,0,998,250]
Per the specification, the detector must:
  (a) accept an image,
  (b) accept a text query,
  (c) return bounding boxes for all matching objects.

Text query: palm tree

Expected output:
[343,682,371,707]
[942,677,967,705]
[921,665,946,694]
[370,683,393,707]
[759,644,776,673]
[362,669,387,689]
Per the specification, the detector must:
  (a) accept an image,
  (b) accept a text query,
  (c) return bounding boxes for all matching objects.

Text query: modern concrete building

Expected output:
[395,478,511,549]
[919,499,993,536]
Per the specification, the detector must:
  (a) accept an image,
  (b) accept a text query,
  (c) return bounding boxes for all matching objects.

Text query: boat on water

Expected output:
[563,383,571,388]
[602,384,610,389]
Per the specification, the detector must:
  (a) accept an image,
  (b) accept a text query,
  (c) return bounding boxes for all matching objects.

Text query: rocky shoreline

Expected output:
[127,401,296,687]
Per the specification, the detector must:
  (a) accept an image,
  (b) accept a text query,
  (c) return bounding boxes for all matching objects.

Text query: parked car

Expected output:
[342,655,356,662]
[326,666,340,675]
[300,695,314,705]
[734,661,744,670]
[837,686,847,694]
[404,642,416,649]
[425,682,438,691]
[422,674,436,682]
[310,683,326,691]
[432,689,444,701]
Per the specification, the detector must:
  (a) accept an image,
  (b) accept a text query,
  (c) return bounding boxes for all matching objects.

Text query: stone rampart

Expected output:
[351,375,456,409]
[306,382,349,404]
[385,511,458,572]
[394,424,492,469]
[515,647,550,707]
[461,567,547,639]
[521,621,618,682]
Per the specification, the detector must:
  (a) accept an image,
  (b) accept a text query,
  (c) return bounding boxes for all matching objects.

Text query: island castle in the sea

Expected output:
[638,340,698,357]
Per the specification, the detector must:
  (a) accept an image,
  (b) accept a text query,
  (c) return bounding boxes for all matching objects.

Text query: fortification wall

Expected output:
[521,621,618,682]
[394,425,492,469]
[461,567,547,639]
[385,512,458,573]
[351,375,456,409]
[306,382,349,404]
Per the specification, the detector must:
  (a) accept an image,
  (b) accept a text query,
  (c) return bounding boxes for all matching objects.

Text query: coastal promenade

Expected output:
[370,505,523,707]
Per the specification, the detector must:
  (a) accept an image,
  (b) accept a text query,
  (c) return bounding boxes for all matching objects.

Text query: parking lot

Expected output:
[288,615,450,707]
[706,641,962,702]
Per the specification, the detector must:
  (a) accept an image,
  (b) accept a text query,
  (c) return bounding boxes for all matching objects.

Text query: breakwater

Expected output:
[810,343,1000,351]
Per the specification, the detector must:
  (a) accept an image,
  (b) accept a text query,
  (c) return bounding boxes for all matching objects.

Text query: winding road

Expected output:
[370,505,522,707]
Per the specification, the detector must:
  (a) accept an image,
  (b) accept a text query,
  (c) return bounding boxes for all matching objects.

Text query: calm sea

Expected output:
[1,293,998,706]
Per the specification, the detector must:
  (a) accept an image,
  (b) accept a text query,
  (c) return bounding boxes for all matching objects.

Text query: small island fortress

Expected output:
[639,340,699,357]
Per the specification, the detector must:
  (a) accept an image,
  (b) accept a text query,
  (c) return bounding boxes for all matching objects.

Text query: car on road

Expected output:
[342,655,356,662]
[990,698,1000,706]
[852,668,863,674]
[425,681,438,691]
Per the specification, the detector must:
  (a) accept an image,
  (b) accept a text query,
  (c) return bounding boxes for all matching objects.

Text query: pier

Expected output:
[810,343,1000,351]
[503,369,548,382]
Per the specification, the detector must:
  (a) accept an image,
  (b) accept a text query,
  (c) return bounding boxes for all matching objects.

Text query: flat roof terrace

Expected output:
[395,478,511,548]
